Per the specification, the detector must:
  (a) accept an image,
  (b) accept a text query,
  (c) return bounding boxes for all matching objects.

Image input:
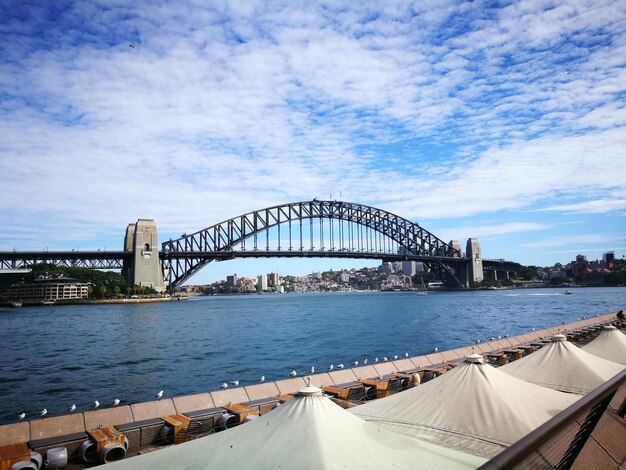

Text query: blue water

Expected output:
[0,287,624,424]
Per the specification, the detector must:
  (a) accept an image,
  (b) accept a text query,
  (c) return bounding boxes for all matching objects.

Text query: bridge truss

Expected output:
[162,200,465,288]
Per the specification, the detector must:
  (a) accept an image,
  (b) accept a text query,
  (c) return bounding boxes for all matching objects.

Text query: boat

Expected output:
[10,300,22,308]
[564,290,573,295]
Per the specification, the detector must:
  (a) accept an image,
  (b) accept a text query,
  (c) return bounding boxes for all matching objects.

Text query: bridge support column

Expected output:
[124,219,165,293]
[466,238,483,287]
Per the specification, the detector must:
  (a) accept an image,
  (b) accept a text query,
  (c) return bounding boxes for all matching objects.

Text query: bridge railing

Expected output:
[479,367,626,469]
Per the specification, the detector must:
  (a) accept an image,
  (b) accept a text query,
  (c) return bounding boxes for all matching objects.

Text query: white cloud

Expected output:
[0,0,625,271]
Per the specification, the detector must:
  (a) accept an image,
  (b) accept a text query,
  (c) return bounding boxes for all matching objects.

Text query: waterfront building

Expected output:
[257,274,268,291]
[339,272,350,283]
[378,262,392,274]
[401,260,416,276]
[4,277,89,303]
[226,274,238,286]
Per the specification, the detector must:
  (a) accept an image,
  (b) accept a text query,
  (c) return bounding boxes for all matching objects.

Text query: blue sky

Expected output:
[1,0,625,284]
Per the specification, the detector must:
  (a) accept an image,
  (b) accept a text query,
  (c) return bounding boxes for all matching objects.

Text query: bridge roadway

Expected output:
[0,249,517,272]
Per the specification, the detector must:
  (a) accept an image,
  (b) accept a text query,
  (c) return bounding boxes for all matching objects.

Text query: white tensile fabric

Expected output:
[107,385,486,470]
[351,354,578,458]
[581,325,626,364]
[500,334,625,395]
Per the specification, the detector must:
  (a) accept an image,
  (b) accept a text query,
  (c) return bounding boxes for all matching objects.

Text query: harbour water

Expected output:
[0,287,624,424]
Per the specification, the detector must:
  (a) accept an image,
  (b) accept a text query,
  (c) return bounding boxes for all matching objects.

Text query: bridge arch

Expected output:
[161,200,463,288]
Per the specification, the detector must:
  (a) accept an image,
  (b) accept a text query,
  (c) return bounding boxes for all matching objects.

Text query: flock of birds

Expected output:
[17,390,164,421]
[216,352,420,390]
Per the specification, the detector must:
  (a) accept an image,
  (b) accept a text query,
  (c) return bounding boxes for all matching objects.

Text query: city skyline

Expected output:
[1,1,625,285]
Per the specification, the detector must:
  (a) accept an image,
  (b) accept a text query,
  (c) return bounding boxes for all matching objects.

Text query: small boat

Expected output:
[564,290,572,295]
[10,301,22,308]
[417,276,428,295]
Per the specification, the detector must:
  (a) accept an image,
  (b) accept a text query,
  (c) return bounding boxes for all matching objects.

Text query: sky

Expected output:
[1,0,625,284]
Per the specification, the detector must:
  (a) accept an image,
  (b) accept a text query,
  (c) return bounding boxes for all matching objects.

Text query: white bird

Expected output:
[259,376,265,383]
[327,364,334,371]
[219,383,228,389]
[373,357,379,363]
[230,380,239,387]
[497,335,501,340]
[155,390,164,399]
[18,412,25,420]
[434,347,438,353]
[362,358,368,366]
[309,366,315,375]
[68,404,76,413]
[392,355,398,360]
[113,399,120,407]
[92,400,100,409]
[404,352,409,358]
[289,370,297,377]
[475,339,481,344]
[40,409,47,417]
[532,328,536,332]
[352,361,358,367]
[382,357,388,362]
[490,337,495,341]
[337,364,344,369]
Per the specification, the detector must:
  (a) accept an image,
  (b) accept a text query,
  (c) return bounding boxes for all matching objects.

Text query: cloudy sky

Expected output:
[1,0,625,283]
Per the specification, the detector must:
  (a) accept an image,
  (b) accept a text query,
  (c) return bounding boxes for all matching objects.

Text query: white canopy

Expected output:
[581,325,626,364]
[351,354,578,458]
[108,385,485,469]
[500,334,625,395]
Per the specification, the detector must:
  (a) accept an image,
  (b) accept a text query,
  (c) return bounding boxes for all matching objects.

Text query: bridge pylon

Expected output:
[123,219,165,292]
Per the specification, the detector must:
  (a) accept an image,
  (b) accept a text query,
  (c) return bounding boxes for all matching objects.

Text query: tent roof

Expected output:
[581,326,626,365]
[500,334,625,394]
[351,354,578,458]
[108,385,485,470]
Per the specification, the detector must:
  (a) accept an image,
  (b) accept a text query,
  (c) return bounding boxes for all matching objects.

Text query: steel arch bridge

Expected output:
[161,200,466,288]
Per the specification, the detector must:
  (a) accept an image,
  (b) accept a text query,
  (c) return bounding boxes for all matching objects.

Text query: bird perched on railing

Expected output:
[40,409,47,417]
[289,370,297,377]
[230,380,239,387]
[92,401,100,410]
[219,383,228,389]
[155,390,164,399]
[68,404,76,413]
[113,399,120,407]
[259,376,265,383]
[18,412,25,420]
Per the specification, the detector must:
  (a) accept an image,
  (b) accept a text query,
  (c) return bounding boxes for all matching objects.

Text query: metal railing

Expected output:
[479,367,626,469]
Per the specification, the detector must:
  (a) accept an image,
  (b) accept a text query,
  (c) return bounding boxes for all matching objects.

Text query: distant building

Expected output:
[267,272,280,287]
[378,262,392,274]
[401,261,416,276]
[5,278,89,303]
[226,274,238,286]
[603,252,615,263]
[257,274,268,291]
[339,272,350,283]
[311,272,322,280]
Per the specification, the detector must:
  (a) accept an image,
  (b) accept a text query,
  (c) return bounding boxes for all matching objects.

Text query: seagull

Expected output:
[219,383,228,389]
[532,328,536,332]
[68,404,76,413]
[18,412,26,420]
[337,364,344,369]
[404,352,409,358]
[434,347,438,353]
[373,357,379,363]
[362,358,368,366]
[475,339,481,344]
[129,44,136,49]
[327,364,334,371]
[382,357,388,362]
[289,370,297,377]
[259,376,265,383]
[392,355,398,361]
[352,361,358,367]
[113,399,120,407]
[92,400,100,409]
[309,366,315,375]
[155,390,164,400]
[40,409,47,417]
[230,380,239,387]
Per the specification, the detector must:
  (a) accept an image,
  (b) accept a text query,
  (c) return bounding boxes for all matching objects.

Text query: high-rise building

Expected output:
[268,272,280,287]
[226,274,238,286]
[603,252,615,263]
[257,274,268,291]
